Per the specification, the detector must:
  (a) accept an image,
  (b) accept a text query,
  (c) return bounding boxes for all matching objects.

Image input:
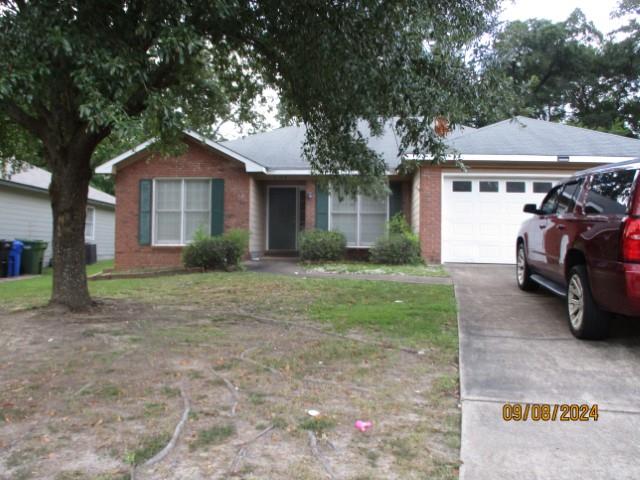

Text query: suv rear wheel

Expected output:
[516,242,537,291]
[566,265,609,340]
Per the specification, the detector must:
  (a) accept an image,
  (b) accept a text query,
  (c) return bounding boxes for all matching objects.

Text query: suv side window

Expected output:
[556,180,583,215]
[540,185,562,215]
[585,170,637,215]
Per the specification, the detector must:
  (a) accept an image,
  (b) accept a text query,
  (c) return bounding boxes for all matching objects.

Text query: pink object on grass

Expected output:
[354,420,373,432]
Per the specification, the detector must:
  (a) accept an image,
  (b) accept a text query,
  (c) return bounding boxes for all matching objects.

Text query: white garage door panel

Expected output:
[442,175,566,264]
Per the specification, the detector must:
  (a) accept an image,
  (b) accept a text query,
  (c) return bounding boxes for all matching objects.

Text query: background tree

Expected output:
[0,0,499,310]
[477,8,639,137]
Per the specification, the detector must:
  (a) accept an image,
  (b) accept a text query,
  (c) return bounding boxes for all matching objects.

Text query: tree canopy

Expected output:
[476,7,640,137]
[0,0,499,309]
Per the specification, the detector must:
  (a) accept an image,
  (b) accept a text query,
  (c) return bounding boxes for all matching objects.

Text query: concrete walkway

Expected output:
[245,258,452,285]
[449,264,640,480]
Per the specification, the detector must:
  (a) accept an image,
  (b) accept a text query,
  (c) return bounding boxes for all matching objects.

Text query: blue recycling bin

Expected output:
[8,240,24,277]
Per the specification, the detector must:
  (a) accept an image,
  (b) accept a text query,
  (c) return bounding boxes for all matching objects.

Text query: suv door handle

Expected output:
[557,224,566,230]
[538,224,546,229]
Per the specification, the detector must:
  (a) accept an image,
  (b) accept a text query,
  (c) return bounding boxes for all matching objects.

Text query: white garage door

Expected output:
[442,175,567,264]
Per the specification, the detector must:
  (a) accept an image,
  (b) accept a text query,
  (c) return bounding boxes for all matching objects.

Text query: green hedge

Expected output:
[370,214,422,265]
[182,229,249,270]
[299,230,346,261]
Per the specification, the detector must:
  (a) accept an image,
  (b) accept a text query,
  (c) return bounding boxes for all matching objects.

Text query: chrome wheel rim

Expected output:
[517,247,526,285]
[568,275,584,329]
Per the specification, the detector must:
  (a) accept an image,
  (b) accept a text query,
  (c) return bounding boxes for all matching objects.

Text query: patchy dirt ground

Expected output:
[0,276,459,480]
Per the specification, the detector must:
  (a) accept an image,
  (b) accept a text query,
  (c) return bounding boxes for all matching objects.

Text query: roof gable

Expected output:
[95,130,267,175]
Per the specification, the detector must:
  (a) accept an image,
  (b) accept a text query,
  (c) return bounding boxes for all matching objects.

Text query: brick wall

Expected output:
[418,166,442,263]
[114,139,251,270]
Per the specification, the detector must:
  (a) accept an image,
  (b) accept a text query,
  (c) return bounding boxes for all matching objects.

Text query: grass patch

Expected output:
[298,416,336,434]
[143,402,166,418]
[308,280,457,350]
[304,261,447,277]
[159,385,180,398]
[248,391,267,405]
[79,383,122,400]
[191,424,236,450]
[124,433,171,466]
[0,260,113,310]
[1,268,457,354]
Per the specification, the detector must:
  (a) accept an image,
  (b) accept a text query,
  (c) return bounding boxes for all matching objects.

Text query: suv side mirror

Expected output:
[523,203,539,214]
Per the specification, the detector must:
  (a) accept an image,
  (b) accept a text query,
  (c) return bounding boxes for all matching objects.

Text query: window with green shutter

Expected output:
[138,179,152,245]
[315,188,329,230]
[211,178,225,236]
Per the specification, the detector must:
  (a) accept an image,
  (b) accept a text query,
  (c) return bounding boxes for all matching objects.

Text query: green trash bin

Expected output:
[18,240,48,275]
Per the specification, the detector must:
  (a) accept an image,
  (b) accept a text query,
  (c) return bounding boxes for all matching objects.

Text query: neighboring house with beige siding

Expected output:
[0,165,115,264]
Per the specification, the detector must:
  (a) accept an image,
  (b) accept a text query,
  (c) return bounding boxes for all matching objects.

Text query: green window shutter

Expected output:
[139,179,152,246]
[315,187,329,231]
[211,179,225,236]
[389,182,403,218]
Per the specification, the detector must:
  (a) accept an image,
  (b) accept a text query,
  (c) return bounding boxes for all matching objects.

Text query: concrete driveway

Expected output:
[449,264,640,480]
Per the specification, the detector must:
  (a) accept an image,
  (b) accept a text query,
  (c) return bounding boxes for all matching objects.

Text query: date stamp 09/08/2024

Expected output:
[502,403,599,422]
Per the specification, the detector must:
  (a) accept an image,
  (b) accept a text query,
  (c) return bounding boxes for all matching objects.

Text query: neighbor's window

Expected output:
[85,207,95,240]
[330,193,387,247]
[154,179,211,244]
[585,170,637,215]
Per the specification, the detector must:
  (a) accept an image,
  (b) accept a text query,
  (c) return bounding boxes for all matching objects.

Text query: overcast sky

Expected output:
[500,0,627,34]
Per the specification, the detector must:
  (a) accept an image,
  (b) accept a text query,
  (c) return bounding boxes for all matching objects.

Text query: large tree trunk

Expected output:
[47,143,95,311]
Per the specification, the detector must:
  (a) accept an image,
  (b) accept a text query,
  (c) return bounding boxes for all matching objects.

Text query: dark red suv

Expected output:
[517,159,640,339]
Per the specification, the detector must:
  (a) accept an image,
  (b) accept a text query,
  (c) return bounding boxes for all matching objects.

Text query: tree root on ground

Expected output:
[131,384,190,479]
[211,369,240,416]
[308,430,336,479]
[236,355,283,376]
[231,310,425,355]
[303,376,372,393]
[228,424,275,475]
[237,347,372,393]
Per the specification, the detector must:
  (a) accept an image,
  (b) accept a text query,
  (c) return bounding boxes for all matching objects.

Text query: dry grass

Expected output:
[0,272,459,479]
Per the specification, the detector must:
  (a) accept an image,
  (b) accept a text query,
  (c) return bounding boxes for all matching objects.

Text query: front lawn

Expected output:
[0,268,460,479]
[0,259,114,310]
[303,261,448,277]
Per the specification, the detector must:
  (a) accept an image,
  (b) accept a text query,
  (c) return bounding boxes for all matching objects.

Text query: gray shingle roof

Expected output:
[449,116,640,157]
[222,116,640,170]
[2,164,115,206]
[221,120,473,170]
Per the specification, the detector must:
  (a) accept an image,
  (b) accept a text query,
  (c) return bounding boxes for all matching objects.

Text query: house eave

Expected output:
[406,153,637,163]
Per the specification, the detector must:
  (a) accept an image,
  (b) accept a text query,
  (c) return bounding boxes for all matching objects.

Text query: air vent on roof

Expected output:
[557,155,570,162]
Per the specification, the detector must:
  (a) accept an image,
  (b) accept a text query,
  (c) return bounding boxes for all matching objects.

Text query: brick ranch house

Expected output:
[96,117,640,271]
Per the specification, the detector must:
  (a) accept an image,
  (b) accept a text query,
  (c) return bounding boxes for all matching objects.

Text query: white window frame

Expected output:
[85,206,96,241]
[152,178,212,246]
[328,193,389,248]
